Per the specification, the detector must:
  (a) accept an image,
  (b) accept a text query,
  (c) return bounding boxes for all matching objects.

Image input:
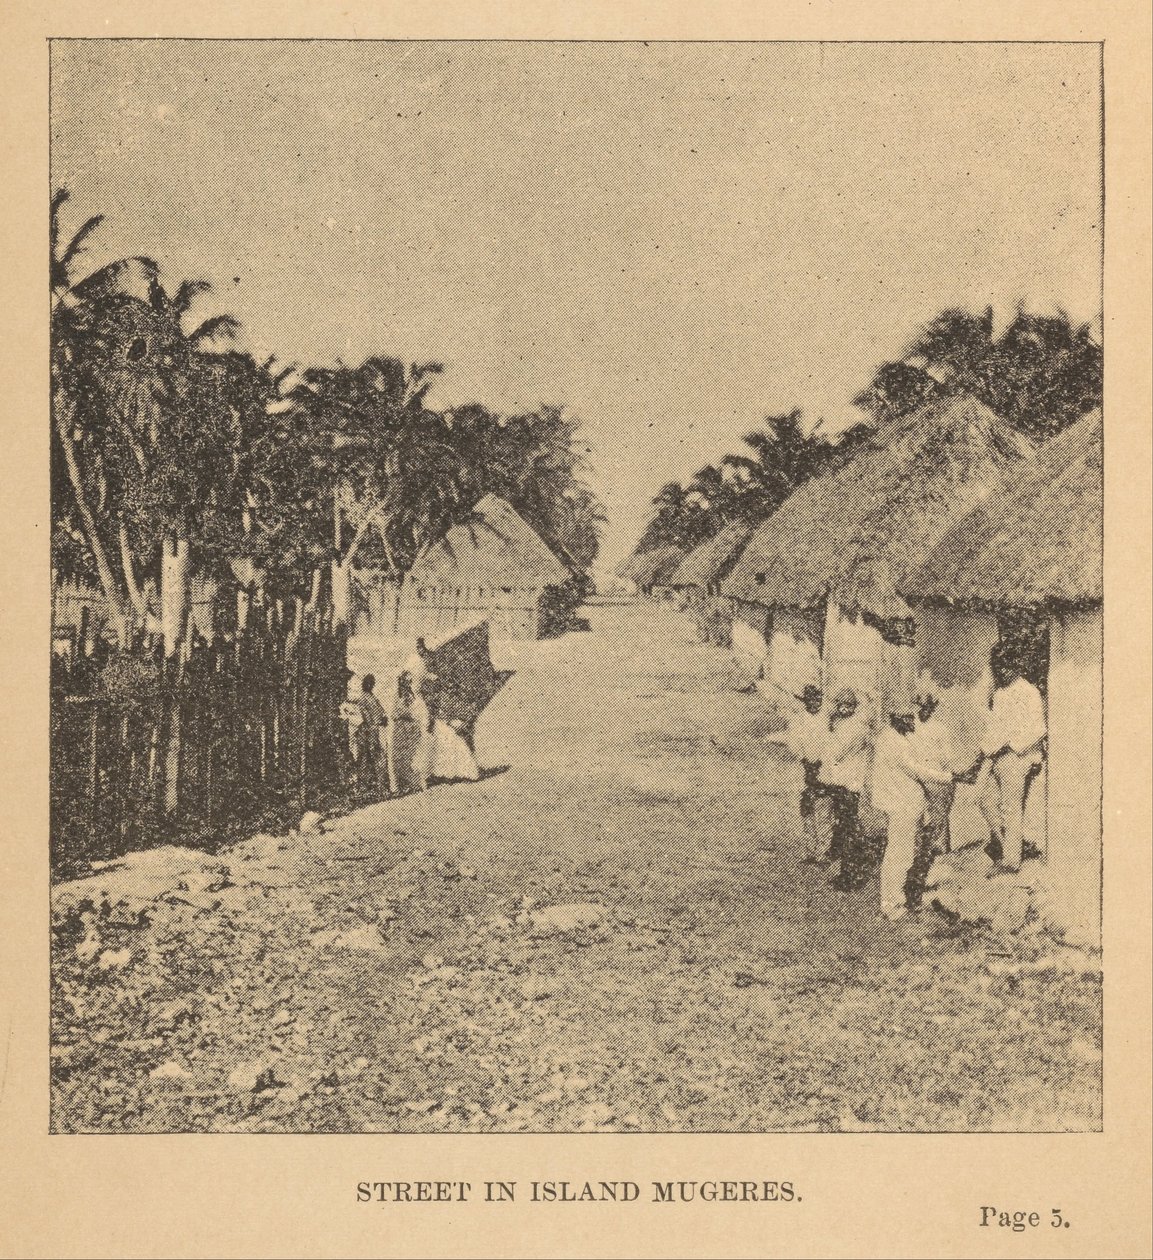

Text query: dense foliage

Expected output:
[852,306,1102,440]
[51,190,603,640]
[634,410,870,557]
[629,305,1101,564]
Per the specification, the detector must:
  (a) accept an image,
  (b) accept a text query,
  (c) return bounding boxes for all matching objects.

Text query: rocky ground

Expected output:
[50,601,1102,1133]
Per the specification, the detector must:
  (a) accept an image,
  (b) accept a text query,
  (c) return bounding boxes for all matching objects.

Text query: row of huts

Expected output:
[619,397,1103,942]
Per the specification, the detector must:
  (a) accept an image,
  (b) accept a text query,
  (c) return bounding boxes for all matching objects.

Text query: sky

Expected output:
[51,41,1102,569]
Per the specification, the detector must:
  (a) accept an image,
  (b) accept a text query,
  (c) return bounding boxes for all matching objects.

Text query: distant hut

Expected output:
[903,409,1102,943]
[397,494,572,640]
[646,544,693,601]
[721,395,1036,713]
[615,543,690,599]
[613,548,652,594]
[52,571,226,654]
[669,521,753,644]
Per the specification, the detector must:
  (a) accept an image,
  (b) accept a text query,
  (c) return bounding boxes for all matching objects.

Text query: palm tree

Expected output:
[51,188,164,646]
[854,304,1101,438]
[52,187,248,652]
[635,479,709,553]
[980,309,1102,439]
[719,410,866,523]
[285,356,461,624]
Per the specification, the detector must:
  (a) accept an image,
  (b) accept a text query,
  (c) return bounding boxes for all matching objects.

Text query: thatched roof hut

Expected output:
[901,410,1104,947]
[721,395,1036,616]
[902,409,1102,608]
[615,543,690,589]
[409,494,571,590]
[399,494,572,639]
[670,521,754,591]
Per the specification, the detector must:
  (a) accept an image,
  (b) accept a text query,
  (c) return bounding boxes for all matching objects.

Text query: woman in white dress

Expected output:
[428,715,480,782]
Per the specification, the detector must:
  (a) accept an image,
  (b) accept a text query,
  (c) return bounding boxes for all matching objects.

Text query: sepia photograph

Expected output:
[48,39,1104,1137]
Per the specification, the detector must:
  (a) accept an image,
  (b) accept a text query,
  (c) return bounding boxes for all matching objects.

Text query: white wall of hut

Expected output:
[396,580,550,640]
[1044,606,1103,944]
[729,600,771,687]
[766,608,822,700]
[820,602,917,726]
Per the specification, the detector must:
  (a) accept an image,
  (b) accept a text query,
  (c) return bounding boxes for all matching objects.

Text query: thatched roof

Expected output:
[670,521,754,589]
[613,549,645,582]
[408,494,571,589]
[903,409,1102,607]
[616,542,689,587]
[721,395,1035,615]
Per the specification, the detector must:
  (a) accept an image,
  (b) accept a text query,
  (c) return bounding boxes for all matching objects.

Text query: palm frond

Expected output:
[173,278,213,315]
[69,256,161,303]
[57,215,106,279]
[188,314,241,345]
[50,188,71,258]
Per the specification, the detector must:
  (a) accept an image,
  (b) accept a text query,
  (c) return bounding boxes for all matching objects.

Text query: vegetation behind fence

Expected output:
[50,609,349,877]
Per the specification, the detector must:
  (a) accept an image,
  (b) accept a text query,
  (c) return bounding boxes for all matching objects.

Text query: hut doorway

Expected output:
[996,607,1050,694]
[767,606,824,701]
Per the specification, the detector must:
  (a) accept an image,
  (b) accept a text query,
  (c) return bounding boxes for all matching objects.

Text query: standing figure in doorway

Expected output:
[768,685,831,864]
[402,636,433,695]
[900,689,960,908]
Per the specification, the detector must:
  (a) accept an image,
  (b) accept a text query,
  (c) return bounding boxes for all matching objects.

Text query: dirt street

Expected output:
[51,601,1102,1133]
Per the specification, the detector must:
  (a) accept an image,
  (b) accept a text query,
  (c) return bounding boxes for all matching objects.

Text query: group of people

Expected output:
[774,643,1047,922]
[346,637,481,801]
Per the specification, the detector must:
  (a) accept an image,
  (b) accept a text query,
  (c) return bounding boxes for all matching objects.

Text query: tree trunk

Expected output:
[164,697,182,815]
[118,521,149,625]
[52,391,129,647]
[304,566,324,626]
[331,557,353,629]
[187,574,218,645]
[159,536,191,817]
[161,534,191,658]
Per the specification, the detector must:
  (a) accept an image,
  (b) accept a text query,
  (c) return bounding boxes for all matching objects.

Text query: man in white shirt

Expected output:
[872,710,955,921]
[975,647,1047,873]
[818,688,875,891]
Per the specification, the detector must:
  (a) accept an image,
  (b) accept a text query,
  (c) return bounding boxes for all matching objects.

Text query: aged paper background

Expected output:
[1,2,1149,1257]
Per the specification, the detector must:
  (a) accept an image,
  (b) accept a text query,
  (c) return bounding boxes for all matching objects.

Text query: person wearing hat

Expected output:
[818,687,875,890]
[872,708,955,920]
[389,669,431,794]
[767,685,832,863]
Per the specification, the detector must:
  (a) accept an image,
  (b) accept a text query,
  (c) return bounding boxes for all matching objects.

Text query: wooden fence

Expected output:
[50,611,349,875]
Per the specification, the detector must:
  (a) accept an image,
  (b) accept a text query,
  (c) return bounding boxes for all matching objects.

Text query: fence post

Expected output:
[164,663,181,816]
[296,630,310,813]
[87,700,100,851]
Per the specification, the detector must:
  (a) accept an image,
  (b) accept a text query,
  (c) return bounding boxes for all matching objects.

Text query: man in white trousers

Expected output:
[871,709,954,921]
[975,646,1047,874]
